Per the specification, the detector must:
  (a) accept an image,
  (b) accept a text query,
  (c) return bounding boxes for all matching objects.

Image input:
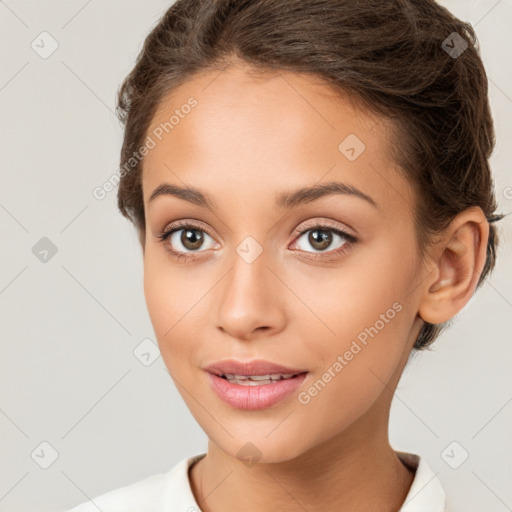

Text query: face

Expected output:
[141,62,426,463]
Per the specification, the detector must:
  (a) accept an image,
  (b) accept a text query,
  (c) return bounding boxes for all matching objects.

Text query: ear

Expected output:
[418,207,489,325]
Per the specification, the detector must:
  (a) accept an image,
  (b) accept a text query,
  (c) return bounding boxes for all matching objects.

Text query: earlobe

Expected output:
[419,207,489,325]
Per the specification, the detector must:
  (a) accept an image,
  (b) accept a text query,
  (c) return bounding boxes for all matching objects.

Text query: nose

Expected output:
[215,245,287,341]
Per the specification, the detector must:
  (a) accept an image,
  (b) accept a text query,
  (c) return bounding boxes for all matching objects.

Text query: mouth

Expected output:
[203,359,309,410]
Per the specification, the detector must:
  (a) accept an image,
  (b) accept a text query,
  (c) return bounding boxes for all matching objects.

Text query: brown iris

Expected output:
[181,228,204,250]
[308,228,332,251]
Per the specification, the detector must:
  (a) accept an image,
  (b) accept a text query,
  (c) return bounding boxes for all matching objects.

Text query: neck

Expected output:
[189,410,414,512]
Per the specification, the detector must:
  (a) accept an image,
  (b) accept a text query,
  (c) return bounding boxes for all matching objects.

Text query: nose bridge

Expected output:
[215,234,285,338]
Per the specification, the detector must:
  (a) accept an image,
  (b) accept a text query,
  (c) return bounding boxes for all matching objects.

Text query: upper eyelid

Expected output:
[293,218,354,236]
[163,219,215,237]
[162,219,353,238]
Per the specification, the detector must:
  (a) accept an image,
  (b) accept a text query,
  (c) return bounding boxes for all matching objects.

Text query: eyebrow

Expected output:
[148,183,218,210]
[276,181,377,209]
[148,181,377,211]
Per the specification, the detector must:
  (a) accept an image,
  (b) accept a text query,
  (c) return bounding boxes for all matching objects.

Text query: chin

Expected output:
[204,418,318,464]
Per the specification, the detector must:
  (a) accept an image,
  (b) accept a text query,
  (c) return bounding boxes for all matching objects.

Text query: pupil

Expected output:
[181,229,204,250]
[309,229,331,250]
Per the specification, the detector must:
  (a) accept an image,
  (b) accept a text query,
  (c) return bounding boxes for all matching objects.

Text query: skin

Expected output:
[140,60,489,512]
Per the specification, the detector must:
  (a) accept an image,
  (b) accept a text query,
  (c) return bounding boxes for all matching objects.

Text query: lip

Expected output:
[203,359,308,377]
[204,359,309,410]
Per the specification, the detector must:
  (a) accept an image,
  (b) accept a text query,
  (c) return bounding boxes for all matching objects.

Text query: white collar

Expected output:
[166,451,446,511]
[396,452,446,511]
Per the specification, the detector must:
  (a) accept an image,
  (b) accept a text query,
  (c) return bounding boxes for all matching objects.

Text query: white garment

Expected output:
[66,451,446,511]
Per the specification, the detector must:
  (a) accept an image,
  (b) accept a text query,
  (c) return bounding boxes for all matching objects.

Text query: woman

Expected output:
[67,0,502,510]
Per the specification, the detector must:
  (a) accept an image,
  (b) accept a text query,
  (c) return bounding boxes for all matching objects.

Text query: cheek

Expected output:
[293,240,417,402]
[143,253,205,369]
[291,235,415,347]
[289,288,412,449]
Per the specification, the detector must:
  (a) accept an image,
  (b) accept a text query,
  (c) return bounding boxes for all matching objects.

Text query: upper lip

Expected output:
[204,359,308,377]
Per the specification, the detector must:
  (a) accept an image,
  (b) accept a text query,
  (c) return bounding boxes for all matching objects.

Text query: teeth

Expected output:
[238,379,271,386]
[221,373,298,385]
[244,375,272,381]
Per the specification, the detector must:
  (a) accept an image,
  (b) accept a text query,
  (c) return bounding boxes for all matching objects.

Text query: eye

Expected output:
[292,223,357,257]
[157,221,216,257]
[156,219,357,261]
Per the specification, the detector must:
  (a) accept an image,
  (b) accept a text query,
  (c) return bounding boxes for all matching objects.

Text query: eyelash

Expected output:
[156,220,358,262]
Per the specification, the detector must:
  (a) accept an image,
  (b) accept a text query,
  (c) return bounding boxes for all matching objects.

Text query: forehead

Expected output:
[141,62,412,215]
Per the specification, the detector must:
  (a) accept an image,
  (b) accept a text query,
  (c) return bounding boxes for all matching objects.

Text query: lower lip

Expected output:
[206,372,308,410]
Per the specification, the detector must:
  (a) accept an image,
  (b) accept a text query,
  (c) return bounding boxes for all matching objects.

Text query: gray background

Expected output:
[0,1,511,510]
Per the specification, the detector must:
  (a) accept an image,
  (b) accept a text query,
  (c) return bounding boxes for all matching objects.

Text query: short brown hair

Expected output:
[116,0,503,349]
